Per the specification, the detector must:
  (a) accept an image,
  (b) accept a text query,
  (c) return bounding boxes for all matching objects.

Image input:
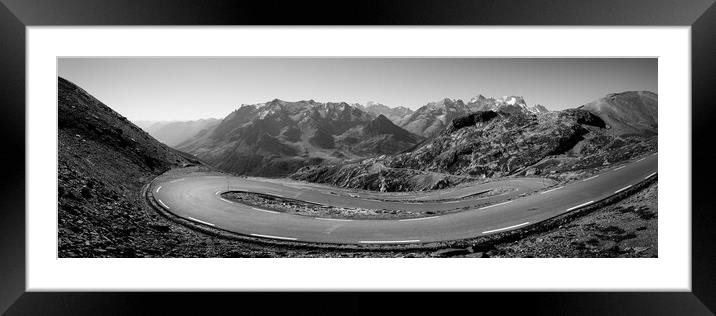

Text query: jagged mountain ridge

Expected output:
[399,95,550,137]
[399,98,472,138]
[467,95,549,114]
[177,99,423,177]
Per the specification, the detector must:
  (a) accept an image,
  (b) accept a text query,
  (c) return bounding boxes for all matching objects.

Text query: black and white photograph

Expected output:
[5,0,716,312]
[57,57,658,258]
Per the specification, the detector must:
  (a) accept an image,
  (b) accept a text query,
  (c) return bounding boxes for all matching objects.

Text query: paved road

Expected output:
[152,154,657,244]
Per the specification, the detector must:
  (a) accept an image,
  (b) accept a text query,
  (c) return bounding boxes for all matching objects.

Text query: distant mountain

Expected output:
[531,104,550,113]
[292,91,657,191]
[354,101,414,125]
[579,91,657,136]
[178,99,422,177]
[135,118,220,147]
[467,95,549,114]
[398,98,472,137]
[58,77,201,257]
[398,95,548,137]
[133,120,162,133]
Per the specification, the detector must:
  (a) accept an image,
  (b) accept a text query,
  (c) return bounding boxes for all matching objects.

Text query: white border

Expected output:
[28,27,690,291]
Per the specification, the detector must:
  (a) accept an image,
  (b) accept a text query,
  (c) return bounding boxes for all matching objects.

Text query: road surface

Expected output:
[151,154,657,244]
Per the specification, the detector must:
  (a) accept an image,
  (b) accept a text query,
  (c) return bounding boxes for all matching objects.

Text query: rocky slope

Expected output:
[580,91,657,136]
[291,92,657,191]
[58,77,208,257]
[177,99,422,177]
[135,118,220,147]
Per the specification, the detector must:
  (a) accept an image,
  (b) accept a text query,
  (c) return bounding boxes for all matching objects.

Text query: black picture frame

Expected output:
[1,0,714,314]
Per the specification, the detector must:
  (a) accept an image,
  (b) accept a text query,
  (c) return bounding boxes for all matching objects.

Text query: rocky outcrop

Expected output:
[445,111,499,133]
[388,111,597,177]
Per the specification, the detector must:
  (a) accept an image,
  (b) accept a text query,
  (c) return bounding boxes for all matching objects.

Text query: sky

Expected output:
[58,58,657,122]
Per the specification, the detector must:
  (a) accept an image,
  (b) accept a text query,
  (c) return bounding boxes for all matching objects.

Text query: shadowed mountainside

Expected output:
[177,99,423,177]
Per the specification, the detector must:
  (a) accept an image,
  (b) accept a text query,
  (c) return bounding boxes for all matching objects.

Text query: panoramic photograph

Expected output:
[57,57,658,258]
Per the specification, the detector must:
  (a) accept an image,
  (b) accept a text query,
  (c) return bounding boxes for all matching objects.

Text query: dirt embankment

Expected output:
[220,188,503,220]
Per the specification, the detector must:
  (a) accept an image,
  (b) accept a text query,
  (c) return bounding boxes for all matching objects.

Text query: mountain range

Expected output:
[176,99,423,176]
[291,91,657,191]
[137,94,550,150]
[130,90,655,182]
[353,101,414,125]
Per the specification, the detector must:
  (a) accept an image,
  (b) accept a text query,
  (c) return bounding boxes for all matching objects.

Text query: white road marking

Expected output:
[636,158,645,162]
[613,166,626,171]
[205,176,223,179]
[614,185,632,194]
[156,186,161,193]
[645,172,657,179]
[250,233,297,241]
[188,216,215,227]
[169,178,184,183]
[359,240,420,244]
[482,222,530,234]
[399,216,440,222]
[566,200,594,211]
[252,207,279,214]
[479,200,513,210]
[220,198,233,204]
[315,217,353,222]
[582,175,599,182]
[540,186,564,194]
[157,199,170,209]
